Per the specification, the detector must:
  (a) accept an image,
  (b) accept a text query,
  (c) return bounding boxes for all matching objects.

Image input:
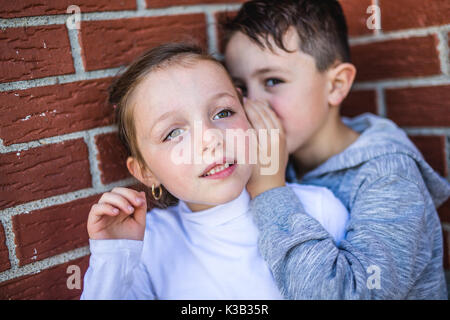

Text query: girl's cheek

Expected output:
[227,115,252,131]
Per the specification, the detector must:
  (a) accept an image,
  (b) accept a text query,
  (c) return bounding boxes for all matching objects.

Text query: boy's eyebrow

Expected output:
[252,67,288,77]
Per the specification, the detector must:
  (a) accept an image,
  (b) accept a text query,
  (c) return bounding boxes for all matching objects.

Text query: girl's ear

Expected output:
[327,62,357,108]
[126,156,159,187]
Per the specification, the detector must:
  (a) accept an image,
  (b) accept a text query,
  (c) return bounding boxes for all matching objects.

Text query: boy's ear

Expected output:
[327,62,357,108]
[126,156,159,187]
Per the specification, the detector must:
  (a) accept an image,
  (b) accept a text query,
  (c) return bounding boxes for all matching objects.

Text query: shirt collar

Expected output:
[177,188,250,227]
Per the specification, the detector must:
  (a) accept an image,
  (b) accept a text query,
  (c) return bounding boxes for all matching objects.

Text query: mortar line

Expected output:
[437,30,450,75]
[205,9,219,56]
[136,0,147,11]
[0,177,137,219]
[66,25,85,74]
[0,125,117,153]
[352,75,450,90]
[83,131,103,190]
[446,136,450,181]
[0,216,20,272]
[403,128,450,136]
[0,245,90,283]
[350,24,450,45]
[0,4,243,28]
[0,67,121,92]
[372,0,382,36]
[375,86,386,117]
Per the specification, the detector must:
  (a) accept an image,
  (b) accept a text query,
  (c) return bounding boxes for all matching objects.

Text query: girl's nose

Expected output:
[201,124,224,154]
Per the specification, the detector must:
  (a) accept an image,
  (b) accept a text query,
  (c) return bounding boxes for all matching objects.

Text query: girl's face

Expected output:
[130,60,253,212]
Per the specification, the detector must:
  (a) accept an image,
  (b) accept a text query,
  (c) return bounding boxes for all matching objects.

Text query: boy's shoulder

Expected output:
[357,152,423,183]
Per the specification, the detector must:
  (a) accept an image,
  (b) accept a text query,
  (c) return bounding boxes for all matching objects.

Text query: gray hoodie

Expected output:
[250,113,449,299]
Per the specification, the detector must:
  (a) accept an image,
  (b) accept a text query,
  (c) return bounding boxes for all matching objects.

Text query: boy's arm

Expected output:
[251,172,442,299]
[80,239,155,300]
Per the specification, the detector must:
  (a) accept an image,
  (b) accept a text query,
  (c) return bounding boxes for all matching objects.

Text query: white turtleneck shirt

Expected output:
[81,183,348,300]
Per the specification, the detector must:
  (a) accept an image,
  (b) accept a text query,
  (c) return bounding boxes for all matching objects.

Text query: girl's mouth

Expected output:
[200,160,237,179]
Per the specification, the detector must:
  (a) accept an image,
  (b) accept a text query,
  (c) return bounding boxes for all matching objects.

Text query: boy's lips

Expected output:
[199,158,237,178]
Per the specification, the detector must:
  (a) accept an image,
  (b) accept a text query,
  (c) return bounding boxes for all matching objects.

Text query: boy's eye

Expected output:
[164,128,184,141]
[213,109,234,120]
[265,78,283,87]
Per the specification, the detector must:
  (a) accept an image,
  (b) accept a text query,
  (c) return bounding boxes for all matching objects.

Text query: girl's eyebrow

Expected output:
[154,110,177,125]
[207,91,236,104]
[153,92,234,126]
[148,110,178,140]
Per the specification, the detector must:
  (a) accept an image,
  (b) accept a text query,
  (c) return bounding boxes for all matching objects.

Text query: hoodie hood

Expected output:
[297,113,450,207]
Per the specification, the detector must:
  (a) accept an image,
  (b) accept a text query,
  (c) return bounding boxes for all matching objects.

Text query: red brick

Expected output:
[341,90,377,117]
[0,223,11,272]
[0,0,136,18]
[95,133,131,184]
[339,0,374,36]
[0,139,92,210]
[215,11,238,54]
[380,0,450,32]
[443,227,449,270]
[351,35,441,81]
[147,0,246,8]
[439,199,450,224]
[0,256,89,300]
[79,15,208,71]
[12,195,99,266]
[385,85,450,127]
[409,136,447,177]
[0,79,113,146]
[0,25,74,83]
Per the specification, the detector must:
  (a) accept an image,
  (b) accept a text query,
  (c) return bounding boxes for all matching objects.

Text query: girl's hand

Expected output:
[243,99,288,199]
[87,187,147,241]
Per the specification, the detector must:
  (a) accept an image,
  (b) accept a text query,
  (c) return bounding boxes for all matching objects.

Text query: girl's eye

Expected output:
[164,128,184,141]
[213,109,234,120]
[265,78,283,87]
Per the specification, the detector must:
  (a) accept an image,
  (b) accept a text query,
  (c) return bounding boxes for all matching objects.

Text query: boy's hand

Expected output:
[87,187,147,241]
[244,99,288,199]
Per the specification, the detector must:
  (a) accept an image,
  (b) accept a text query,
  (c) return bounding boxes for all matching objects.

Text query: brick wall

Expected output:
[0,0,448,299]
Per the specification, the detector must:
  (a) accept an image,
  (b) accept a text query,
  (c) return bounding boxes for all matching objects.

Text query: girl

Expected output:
[80,43,348,300]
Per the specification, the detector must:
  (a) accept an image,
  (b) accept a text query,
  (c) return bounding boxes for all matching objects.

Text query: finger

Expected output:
[110,187,146,209]
[132,191,148,227]
[244,101,269,131]
[252,101,276,130]
[258,101,284,132]
[89,203,120,225]
[99,192,136,215]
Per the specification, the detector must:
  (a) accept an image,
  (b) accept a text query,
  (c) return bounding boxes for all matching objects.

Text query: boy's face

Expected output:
[224,29,331,154]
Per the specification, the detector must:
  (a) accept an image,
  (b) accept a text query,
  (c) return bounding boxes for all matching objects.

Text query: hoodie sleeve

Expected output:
[80,239,156,300]
[250,173,441,299]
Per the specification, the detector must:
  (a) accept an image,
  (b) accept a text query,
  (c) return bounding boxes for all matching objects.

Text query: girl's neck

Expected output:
[186,202,217,212]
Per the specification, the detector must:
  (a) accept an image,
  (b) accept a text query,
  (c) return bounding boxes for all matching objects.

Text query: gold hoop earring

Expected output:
[152,184,162,201]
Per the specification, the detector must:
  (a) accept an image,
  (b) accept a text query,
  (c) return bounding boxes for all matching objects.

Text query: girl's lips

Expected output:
[200,163,237,180]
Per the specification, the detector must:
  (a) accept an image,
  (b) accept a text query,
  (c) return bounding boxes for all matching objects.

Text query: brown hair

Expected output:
[222,0,351,72]
[108,43,225,208]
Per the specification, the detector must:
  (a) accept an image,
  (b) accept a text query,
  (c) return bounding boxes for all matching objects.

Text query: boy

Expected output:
[223,0,450,299]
